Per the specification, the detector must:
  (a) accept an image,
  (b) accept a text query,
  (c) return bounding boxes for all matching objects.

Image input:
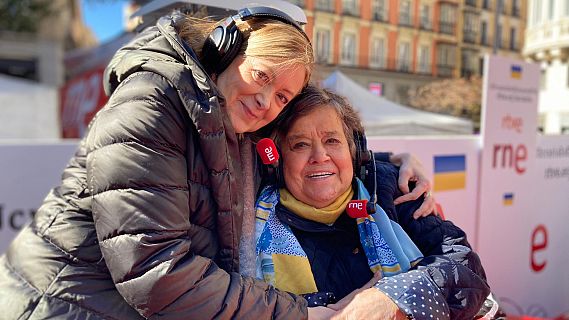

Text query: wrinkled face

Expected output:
[216,56,306,133]
[282,106,354,208]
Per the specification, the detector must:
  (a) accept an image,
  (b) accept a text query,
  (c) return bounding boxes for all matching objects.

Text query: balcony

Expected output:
[461,68,477,77]
[397,60,412,72]
[399,13,413,27]
[417,63,433,75]
[421,20,433,31]
[463,30,478,44]
[372,10,387,22]
[343,7,360,17]
[439,21,456,35]
[437,64,455,77]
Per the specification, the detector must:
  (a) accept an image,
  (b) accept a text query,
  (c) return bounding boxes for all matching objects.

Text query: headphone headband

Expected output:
[201,6,309,76]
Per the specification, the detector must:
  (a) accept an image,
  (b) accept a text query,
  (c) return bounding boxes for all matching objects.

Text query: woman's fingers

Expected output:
[412,193,436,219]
[394,179,429,204]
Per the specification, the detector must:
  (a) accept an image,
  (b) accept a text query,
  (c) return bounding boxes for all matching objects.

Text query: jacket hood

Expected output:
[104,12,217,101]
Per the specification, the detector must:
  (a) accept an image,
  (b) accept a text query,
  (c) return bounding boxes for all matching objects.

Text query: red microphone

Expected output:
[346,200,369,218]
[256,138,280,166]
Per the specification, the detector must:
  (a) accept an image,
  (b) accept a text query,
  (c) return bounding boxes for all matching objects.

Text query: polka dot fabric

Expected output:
[374,269,450,320]
[301,292,337,307]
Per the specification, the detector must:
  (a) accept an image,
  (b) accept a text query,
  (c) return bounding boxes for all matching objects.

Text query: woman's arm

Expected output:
[87,73,306,319]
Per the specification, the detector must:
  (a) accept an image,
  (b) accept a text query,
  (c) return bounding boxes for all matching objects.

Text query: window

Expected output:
[316,0,334,12]
[565,0,569,16]
[533,0,542,25]
[481,20,488,45]
[439,4,456,35]
[315,29,331,63]
[463,12,478,43]
[341,33,357,65]
[497,0,505,14]
[437,44,455,77]
[343,0,359,15]
[372,0,387,21]
[370,38,386,68]
[461,49,478,77]
[420,5,431,29]
[512,0,520,16]
[398,41,411,71]
[418,45,430,73]
[482,0,490,9]
[510,27,517,50]
[399,0,412,26]
[549,0,555,19]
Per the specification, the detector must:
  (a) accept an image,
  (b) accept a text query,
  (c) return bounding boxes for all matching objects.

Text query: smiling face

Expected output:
[282,106,354,208]
[216,56,306,133]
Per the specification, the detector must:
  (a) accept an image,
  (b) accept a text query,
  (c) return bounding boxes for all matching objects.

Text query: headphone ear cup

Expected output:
[201,18,243,75]
[353,131,371,180]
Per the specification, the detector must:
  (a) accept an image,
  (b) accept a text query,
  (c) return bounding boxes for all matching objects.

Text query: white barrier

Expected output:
[0,142,77,253]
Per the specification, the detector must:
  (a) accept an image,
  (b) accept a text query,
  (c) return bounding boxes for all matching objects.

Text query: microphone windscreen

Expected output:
[346,200,369,218]
[256,138,280,165]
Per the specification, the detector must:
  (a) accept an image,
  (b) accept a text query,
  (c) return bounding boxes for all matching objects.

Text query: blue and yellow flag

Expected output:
[511,65,522,79]
[503,193,514,206]
[434,155,466,192]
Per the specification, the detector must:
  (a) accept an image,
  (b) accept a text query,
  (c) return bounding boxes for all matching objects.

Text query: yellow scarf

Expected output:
[279,187,354,225]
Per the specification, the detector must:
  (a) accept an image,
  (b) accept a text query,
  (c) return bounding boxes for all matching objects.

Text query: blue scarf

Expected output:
[254,178,423,294]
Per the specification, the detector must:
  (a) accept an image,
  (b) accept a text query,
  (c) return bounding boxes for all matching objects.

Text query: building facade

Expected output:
[0,0,96,87]
[524,0,569,134]
[289,0,526,105]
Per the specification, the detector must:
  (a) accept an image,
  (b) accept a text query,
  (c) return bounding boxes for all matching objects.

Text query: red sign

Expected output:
[59,67,108,138]
[369,82,383,96]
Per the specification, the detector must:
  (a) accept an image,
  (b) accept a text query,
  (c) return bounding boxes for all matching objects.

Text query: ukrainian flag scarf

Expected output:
[254,178,423,295]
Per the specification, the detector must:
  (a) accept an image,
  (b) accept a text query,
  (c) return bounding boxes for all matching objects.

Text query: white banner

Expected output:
[368,136,480,245]
[477,55,551,316]
[0,142,77,254]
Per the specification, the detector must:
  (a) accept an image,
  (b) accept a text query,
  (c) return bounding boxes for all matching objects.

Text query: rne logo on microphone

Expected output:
[348,201,364,210]
[346,200,369,218]
[264,146,276,162]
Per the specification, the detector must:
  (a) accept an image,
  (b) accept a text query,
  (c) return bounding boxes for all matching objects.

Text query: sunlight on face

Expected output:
[282,106,354,208]
[216,56,306,133]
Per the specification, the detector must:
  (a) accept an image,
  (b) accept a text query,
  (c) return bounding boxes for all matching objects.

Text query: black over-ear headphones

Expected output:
[201,6,307,76]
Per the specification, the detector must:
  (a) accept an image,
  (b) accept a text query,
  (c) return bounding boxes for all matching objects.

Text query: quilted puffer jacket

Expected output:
[0,14,306,319]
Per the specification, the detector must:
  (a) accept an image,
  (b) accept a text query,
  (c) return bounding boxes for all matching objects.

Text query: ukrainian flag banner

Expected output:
[503,193,514,206]
[511,65,522,79]
[433,155,466,191]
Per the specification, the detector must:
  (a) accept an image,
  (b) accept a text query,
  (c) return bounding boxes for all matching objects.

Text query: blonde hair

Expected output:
[179,15,314,86]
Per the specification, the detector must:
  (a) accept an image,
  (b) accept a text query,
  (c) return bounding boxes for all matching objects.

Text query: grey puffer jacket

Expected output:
[0,14,306,320]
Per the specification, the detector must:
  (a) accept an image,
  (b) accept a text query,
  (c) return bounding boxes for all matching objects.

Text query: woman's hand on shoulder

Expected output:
[390,152,436,219]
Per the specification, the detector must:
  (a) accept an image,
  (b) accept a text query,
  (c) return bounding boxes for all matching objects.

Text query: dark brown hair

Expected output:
[274,84,364,159]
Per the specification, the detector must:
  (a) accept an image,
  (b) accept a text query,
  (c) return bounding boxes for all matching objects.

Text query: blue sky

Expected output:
[82,0,128,43]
